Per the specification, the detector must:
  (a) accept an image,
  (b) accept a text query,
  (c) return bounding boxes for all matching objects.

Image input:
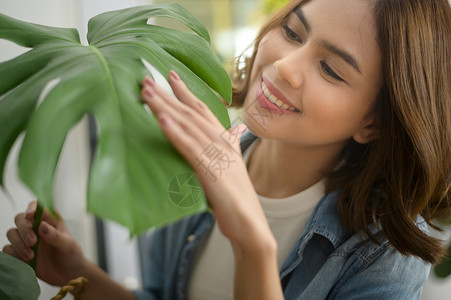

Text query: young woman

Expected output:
[3,0,450,299]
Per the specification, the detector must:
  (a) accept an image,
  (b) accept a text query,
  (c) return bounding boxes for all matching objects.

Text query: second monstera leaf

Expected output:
[0,3,231,234]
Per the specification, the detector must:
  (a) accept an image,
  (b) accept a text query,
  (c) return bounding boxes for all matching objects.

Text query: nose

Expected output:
[274,51,303,89]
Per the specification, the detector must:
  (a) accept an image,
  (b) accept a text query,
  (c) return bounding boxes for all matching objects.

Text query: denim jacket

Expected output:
[134,132,431,300]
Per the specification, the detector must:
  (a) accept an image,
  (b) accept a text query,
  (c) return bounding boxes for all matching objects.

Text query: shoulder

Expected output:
[314,192,431,299]
[280,191,431,299]
[329,243,431,299]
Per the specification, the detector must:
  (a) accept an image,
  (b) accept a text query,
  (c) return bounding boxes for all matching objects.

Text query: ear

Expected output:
[352,114,381,144]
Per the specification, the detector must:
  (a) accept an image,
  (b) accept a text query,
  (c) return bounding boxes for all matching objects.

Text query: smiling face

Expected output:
[242,0,382,150]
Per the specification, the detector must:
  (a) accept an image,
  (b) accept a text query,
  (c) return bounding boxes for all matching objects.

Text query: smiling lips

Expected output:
[259,80,300,113]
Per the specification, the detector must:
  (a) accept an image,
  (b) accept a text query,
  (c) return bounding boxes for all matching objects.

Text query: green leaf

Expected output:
[0,3,231,234]
[433,242,451,278]
[0,252,40,300]
[0,44,85,186]
[87,4,210,44]
[0,12,79,47]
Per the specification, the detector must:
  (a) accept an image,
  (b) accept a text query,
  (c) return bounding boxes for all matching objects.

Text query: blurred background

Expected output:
[0,0,449,299]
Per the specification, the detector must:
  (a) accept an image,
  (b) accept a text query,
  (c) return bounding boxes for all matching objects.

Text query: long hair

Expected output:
[232,0,451,264]
[231,0,304,105]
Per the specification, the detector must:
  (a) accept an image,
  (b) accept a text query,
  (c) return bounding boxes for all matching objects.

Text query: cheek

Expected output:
[246,33,283,101]
[304,89,366,131]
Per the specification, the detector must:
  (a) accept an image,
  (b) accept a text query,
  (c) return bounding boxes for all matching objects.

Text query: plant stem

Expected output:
[29,202,43,272]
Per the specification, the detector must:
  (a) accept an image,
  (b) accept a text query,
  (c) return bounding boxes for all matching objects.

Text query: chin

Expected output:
[242,114,270,139]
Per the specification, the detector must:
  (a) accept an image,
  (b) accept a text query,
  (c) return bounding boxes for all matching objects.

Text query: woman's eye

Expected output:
[282,24,302,43]
[320,61,344,82]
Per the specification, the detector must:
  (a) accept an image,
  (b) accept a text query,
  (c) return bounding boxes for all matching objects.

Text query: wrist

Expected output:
[232,231,282,300]
[69,256,92,280]
[232,225,277,261]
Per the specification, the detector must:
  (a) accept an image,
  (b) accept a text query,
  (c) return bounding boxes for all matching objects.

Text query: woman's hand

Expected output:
[142,71,283,299]
[141,71,271,248]
[3,202,86,287]
[3,202,137,300]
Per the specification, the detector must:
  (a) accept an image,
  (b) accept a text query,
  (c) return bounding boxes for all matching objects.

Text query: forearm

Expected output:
[75,260,137,300]
[232,234,283,300]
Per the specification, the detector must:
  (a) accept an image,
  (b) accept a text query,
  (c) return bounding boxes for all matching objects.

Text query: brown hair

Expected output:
[232,0,451,264]
[231,0,305,104]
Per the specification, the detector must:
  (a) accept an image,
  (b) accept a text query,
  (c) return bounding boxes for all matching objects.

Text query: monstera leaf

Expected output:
[0,252,40,300]
[0,3,231,234]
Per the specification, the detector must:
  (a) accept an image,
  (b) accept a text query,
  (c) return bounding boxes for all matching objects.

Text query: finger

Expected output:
[142,76,180,109]
[167,70,224,126]
[6,228,34,261]
[157,113,209,169]
[14,213,36,247]
[40,208,63,228]
[228,124,248,149]
[141,77,198,119]
[38,221,70,248]
[25,201,37,221]
[142,75,224,136]
[142,85,226,148]
[142,86,214,149]
[2,245,22,260]
[25,201,61,227]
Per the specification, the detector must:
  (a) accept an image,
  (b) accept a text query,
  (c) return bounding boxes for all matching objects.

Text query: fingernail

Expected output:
[26,206,34,216]
[144,76,155,87]
[144,87,155,98]
[26,233,36,246]
[239,124,247,134]
[40,222,49,235]
[24,249,33,260]
[169,70,180,81]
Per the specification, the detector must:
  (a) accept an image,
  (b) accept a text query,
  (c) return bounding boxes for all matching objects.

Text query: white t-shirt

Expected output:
[187,140,325,300]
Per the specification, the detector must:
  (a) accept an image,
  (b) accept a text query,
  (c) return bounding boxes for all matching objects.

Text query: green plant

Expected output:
[434,243,451,278]
[0,3,231,293]
[261,0,290,14]
[0,252,40,300]
[433,217,451,279]
[0,3,230,233]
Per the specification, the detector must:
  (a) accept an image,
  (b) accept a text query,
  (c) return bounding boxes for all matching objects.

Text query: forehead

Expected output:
[293,0,381,75]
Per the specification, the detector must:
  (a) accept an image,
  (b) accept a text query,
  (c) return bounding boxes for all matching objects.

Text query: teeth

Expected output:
[269,94,277,103]
[262,82,297,111]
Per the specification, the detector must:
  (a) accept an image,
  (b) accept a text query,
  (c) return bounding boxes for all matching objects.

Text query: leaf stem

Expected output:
[29,201,43,272]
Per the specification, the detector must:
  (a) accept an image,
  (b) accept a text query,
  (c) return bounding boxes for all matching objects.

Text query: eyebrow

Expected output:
[319,41,362,74]
[294,8,311,33]
[293,7,362,74]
